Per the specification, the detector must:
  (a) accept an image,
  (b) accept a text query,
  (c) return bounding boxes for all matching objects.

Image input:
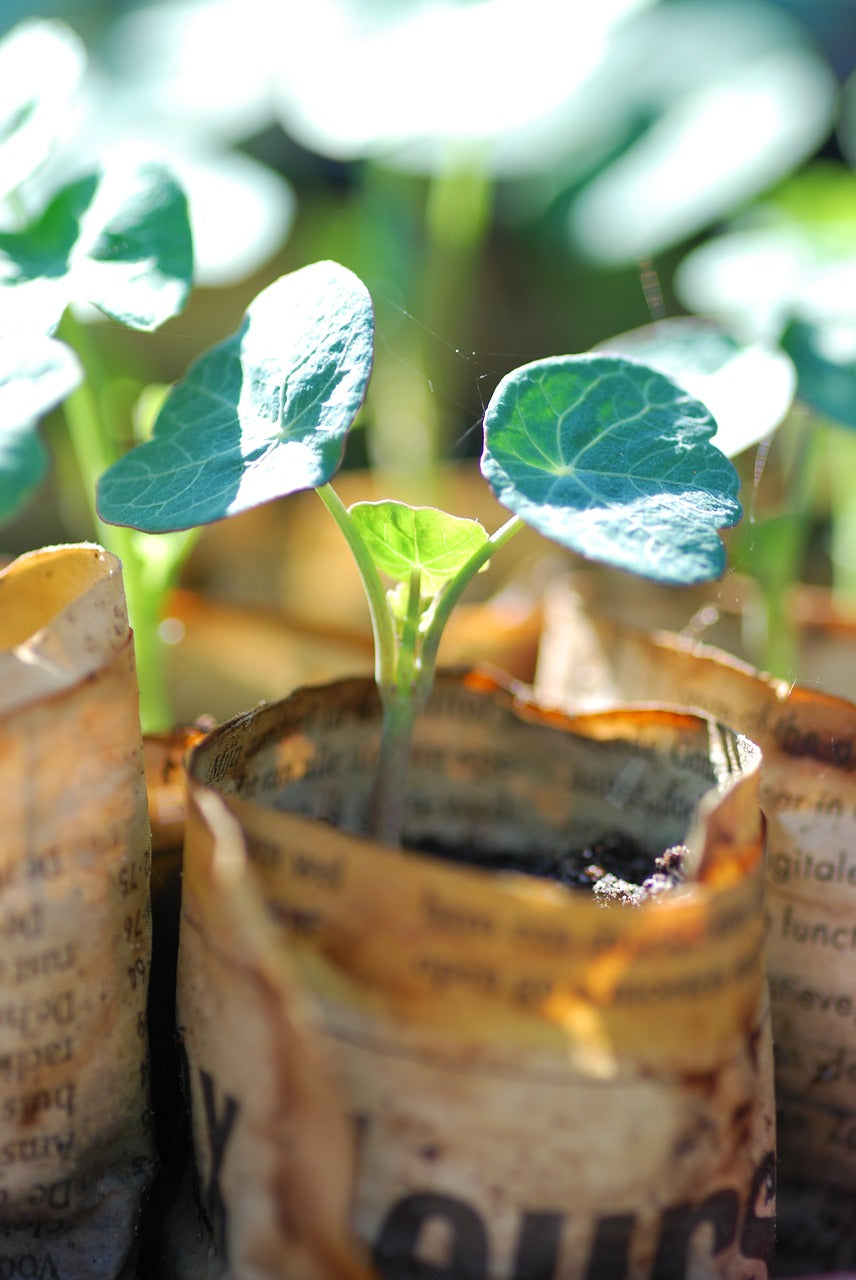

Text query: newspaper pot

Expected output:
[177,670,773,1280]
[539,563,856,706]
[0,543,154,1278]
[536,579,856,1270]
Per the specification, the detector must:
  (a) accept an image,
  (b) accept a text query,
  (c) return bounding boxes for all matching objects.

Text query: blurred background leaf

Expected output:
[2,0,855,686]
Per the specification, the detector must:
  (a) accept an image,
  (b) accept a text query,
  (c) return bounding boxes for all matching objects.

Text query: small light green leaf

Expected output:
[0,143,194,334]
[0,332,82,521]
[0,19,86,201]
[598,317,795,457]
[97,261,374,532]
[481,353,741,585]
[349,501,489,591]
[781,317,856,430]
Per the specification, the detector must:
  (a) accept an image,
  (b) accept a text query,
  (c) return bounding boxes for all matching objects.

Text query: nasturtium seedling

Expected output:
[0,97,196,730]
[0,17,198,731]
[98,258,742,844]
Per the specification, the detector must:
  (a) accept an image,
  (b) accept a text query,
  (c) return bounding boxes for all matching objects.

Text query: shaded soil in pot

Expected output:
[774,1177,856,1275]
[414,832,689,904]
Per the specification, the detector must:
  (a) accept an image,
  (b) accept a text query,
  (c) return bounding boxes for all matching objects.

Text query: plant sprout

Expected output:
[97,259,741,846]
[0,17,197,730]
[0,137,195,729]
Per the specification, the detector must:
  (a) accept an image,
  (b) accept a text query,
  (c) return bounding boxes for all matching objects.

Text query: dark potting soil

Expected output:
[413,833,688,904]
[774,1176,856,1274]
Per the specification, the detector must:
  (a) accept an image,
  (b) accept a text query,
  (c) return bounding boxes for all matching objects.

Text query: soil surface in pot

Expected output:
[415,833,688,904]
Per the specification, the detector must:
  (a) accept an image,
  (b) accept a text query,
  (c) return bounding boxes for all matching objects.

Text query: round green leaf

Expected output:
[597,317,795,457]
[481,354,741,585]
[0,333,81,521]
[97,261,374,532]
[348,501,489,591]
[781,317,856,430]
[0,142,193,334]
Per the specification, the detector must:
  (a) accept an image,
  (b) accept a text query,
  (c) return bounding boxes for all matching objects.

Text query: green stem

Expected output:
[826,424,856,601]
[368,685,423,847]
[421,151,492,459]
[420,515,523,678]
[743,408,822,679]
[123,560,174,731]
[56,313,124,540]
[395,569,423,690]
[315,486,522,848]
[315,484,396,685]
[57,311,175,731]
[315,485,419,843]
[368,516,523,847]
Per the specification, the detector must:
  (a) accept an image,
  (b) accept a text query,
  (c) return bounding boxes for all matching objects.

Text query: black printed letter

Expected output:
[199,1068,240,1261]
[373,1192,488,1280]
[652,1189,739,1279]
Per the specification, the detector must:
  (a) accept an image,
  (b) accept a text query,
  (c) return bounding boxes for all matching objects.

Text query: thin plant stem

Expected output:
[315,484,523,846]
[745,407,824,678]
[368,684,423,846]
[315,483,396,686]
[56,311,177,730]
[421,150,492,459]
[420,514,523,676]
[825,424,856,602]
[368,516,523,846]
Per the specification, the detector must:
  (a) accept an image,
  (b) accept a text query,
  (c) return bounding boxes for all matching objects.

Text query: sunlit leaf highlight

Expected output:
[481,353,741,584]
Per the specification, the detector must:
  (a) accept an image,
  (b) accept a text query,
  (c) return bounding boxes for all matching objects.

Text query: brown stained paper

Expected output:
[0,544,154,1278]
[535,579,856,1198]
[179,672,774,1280]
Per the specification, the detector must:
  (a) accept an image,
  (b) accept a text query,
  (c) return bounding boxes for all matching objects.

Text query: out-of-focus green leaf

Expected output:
[567,2,837,263]
[781,317,856,430]
[0,332,82,521]
[676,164,856,340]
[0,143,194,334]
[273,0,651,175]
[0,422,48,523]
[0,19,85,202]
